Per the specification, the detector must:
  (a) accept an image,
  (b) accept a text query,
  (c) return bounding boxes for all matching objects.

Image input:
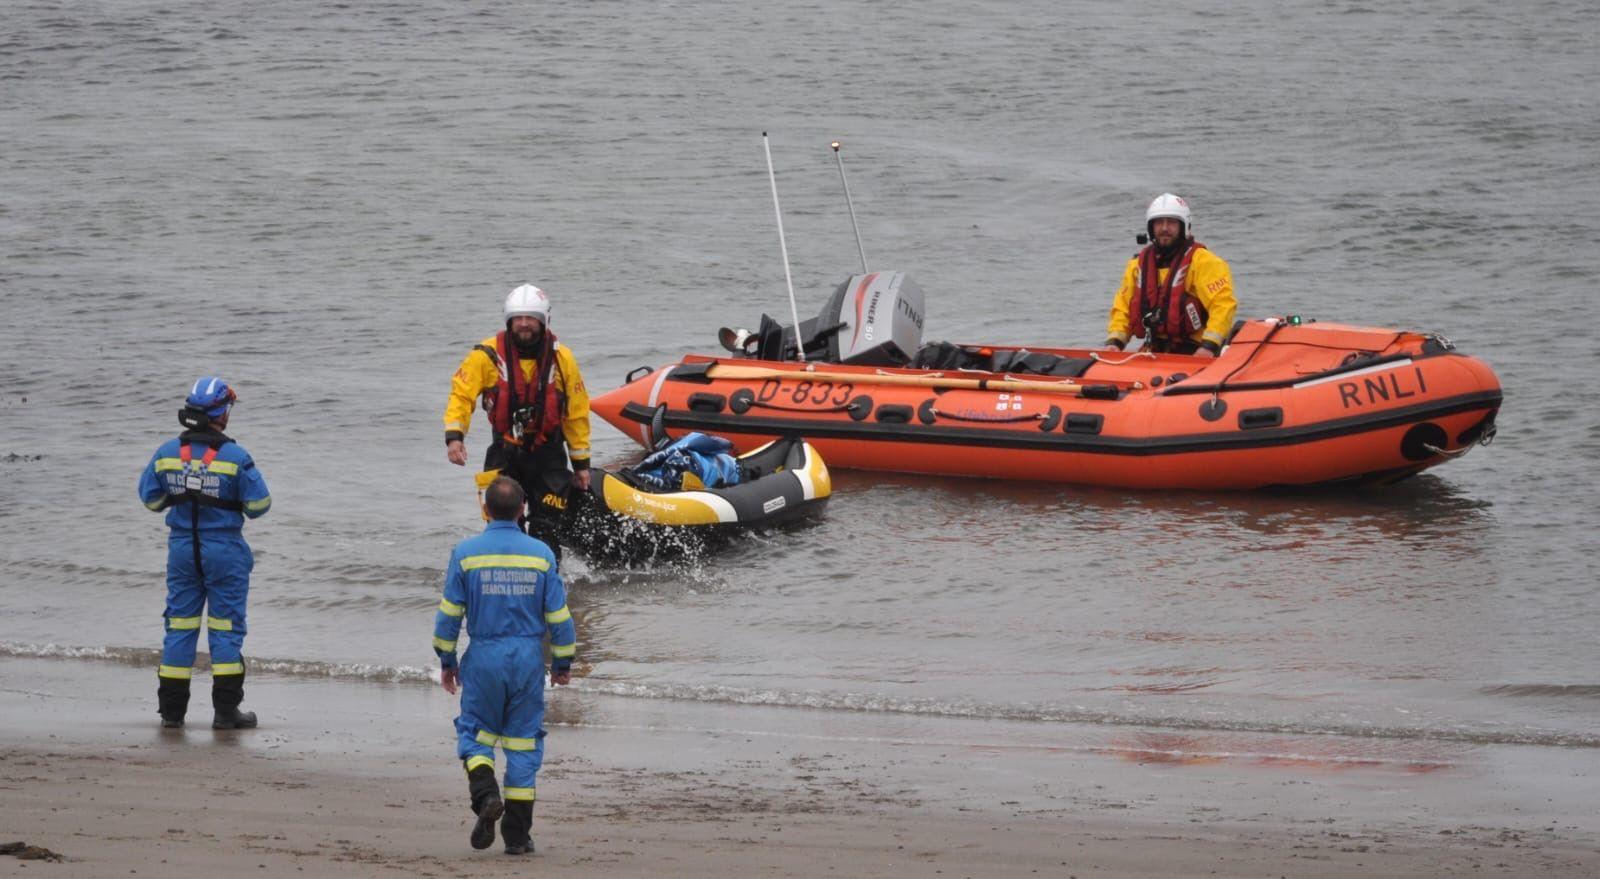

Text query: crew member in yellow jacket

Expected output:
[444,284,591,557]
[1103,193,1237,358]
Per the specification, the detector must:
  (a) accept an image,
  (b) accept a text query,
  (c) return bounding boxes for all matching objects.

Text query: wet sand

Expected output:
[2,656,1595,877]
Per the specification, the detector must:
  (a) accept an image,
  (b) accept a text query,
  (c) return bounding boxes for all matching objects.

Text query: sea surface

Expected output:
[3,0,1598,765]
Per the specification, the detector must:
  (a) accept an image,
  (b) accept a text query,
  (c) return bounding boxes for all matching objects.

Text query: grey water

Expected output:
[3,0,1599,761]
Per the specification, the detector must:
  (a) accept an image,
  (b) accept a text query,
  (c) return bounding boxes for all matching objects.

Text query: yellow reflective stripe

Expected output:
[212,662,243,676]
[503,786,536,801]
[550,643,575,658]
[472,730,538,751]
[144,497,167,511]
[155,458,240,475]
[158,665,192,679]
[460,554,549,572]
[433,636,457,653]
[465,755,495,773]
[167,616,202,630]
[544,605,571,624]
[438,598,466,618]
[243,497,272,512]
[206,616,233,631]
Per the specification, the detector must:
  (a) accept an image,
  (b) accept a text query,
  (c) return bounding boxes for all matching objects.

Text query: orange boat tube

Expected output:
[591,319,1501,490]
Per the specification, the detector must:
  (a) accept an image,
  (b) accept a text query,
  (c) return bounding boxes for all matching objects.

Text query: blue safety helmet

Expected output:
[185,376,237,418]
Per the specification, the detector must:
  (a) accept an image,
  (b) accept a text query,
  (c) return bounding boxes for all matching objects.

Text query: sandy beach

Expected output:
[2,656,1595,878]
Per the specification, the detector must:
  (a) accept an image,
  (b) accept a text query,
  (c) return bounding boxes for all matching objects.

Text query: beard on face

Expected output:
[511,323,543,356]
[1149,222,1186,260]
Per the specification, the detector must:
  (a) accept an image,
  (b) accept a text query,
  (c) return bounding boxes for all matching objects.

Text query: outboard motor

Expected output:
[819,272,925,365]
[721,272,926,365]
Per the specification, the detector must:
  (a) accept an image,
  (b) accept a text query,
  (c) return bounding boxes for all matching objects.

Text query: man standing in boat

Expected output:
[1102,193,1237,358]
[444,284,591,557]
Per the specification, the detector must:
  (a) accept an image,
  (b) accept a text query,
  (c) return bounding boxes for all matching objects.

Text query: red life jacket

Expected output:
[1129,241,1208,346]
[480,330,564,449]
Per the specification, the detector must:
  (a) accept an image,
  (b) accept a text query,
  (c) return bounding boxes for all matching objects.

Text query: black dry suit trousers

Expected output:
[484,441,573,557]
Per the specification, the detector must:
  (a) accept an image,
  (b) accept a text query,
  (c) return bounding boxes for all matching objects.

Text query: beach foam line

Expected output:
[0,641,435,684]
[573,677,1600,750]
[5,641,1597,749]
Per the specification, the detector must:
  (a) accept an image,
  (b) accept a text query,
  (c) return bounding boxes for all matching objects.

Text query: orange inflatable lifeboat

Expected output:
[591,273,1501,490]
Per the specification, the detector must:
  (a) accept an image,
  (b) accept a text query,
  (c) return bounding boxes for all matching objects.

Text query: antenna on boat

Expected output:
[762,131,806,362]
[831,140,868,273]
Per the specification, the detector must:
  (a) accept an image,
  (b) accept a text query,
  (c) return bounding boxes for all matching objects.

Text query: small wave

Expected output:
[7,642,1595,748]
[1,643,161,667]
[265,593,436,613]
[573,678,1600,750]
[1481,683,1600,699]
[1,642,434,685]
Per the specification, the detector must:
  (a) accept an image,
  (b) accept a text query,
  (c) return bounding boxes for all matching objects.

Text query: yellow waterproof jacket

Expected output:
[1105,247,1237,351]
[443,335,591,469]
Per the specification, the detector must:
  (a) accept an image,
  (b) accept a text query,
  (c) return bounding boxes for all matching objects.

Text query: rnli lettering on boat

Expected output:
[1336,366,1430,409]
[897,296,924,330]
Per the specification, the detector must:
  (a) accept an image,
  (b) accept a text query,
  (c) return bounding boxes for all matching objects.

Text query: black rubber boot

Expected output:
[468,765,503,850]
[211,668,257,730]
[157,677,190,728]
[501,800,534,855]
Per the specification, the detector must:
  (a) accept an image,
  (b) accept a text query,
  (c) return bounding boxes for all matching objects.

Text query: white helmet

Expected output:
[1145,192,1193,237]
[503,283,551,326]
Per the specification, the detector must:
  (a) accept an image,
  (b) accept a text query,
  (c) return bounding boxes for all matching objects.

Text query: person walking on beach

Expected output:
[443,283,592,559]
[137,376,272,729]
[433,476,576,855]
[1102,193,1238,357]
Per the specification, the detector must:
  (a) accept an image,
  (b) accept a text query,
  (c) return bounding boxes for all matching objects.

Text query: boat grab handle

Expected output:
[919,401,1045,425]
[746,398,860,415]
[727,387,873,419]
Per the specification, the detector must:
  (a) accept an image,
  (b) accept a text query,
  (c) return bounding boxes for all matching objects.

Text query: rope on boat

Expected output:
[1424,424,1497,458]
[1091,350,1156,366]
[749,399,858,415]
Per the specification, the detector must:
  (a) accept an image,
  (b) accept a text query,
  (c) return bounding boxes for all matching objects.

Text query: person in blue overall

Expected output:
[434,476,576,855]
[137,376,272,729]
